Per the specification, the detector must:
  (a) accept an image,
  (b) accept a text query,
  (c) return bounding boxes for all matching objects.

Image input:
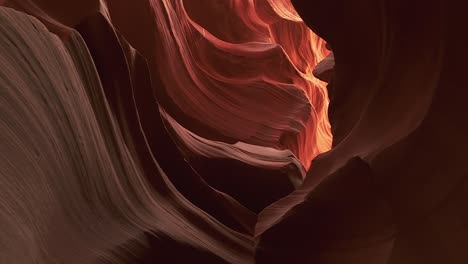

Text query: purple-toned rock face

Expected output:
[1,0,467,263]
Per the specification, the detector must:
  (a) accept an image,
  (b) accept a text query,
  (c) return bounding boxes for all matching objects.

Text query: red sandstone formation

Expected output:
[1,0,467,263]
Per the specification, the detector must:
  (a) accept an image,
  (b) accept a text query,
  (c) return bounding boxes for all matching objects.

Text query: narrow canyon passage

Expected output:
[1,0,467,263]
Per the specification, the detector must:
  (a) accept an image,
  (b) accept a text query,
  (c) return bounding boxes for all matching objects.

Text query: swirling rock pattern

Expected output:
[1,0,467,263]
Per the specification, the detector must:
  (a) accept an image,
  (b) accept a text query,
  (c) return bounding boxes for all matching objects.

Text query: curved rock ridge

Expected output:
[148,0,332,170]
[2,0,467,263]
[0,7,253,264]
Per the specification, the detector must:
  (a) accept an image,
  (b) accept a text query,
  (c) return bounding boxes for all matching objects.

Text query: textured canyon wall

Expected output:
[0,1,329,263]
[1,0,467,263]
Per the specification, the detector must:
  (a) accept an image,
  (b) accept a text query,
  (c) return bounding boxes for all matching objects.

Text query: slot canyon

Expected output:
[1,0,467,263]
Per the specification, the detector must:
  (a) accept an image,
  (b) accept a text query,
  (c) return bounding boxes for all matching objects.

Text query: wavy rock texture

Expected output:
[1,0,468,263]
[148,0,332,170]
[0,7,252,264]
